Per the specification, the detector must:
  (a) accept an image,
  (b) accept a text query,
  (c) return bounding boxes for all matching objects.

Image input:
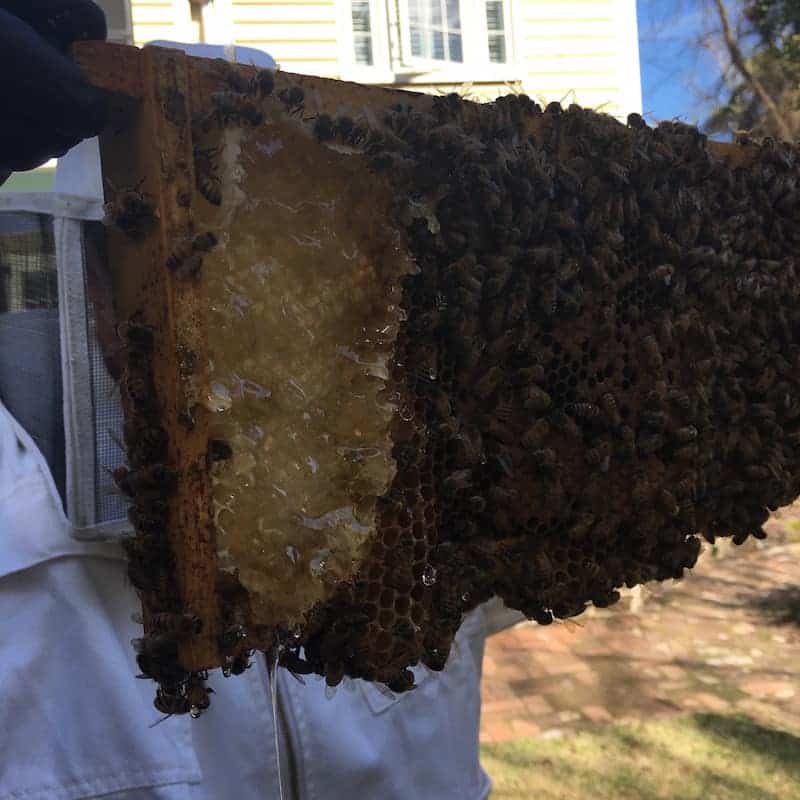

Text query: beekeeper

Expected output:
[0,3,517,798]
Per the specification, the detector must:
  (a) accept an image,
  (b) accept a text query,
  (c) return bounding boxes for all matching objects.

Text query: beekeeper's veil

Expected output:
[0,43,276,541]
[0,138,129,540]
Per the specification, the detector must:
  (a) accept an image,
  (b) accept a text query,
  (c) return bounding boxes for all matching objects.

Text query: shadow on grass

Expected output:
[691,713,800,767]
[748,585,800,627]
[481,713,800,800]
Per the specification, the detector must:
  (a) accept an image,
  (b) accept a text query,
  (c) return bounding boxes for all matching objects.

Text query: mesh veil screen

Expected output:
[0,212,65,503]
[82,222,128,523]
[0,211,127,527]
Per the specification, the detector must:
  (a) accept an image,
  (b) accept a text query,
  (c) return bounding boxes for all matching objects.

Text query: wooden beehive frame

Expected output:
[72,41,453,673]
[72,41,765,687]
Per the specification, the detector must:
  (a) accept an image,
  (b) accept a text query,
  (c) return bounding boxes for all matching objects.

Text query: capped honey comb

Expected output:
[75,42,800,714]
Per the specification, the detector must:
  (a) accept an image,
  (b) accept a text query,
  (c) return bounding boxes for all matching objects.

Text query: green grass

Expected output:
[481,714,800,800]
[781,518,800,544]
[0,167,56,193]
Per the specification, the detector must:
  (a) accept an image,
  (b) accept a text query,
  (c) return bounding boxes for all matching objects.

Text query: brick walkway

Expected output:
[479,524,800,744]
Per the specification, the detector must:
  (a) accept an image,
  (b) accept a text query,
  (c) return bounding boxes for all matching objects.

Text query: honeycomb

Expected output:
[197,118,414,626]
[108,54,800,710]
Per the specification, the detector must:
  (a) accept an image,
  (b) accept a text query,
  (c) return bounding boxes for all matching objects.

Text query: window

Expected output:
[341,0,517,82]
[408,0,463,63]
[351,0,374,66]
[93,0,133,44]
[485,1,508,63]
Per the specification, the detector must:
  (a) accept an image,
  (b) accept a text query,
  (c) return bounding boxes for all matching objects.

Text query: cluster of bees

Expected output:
[112,59,800,711]
[281,92,800,690]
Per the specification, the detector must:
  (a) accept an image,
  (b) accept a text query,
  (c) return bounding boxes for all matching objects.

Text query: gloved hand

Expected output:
[0,1,107,181]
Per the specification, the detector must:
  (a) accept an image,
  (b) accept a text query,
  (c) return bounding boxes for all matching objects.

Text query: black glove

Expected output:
[0,1,107,177]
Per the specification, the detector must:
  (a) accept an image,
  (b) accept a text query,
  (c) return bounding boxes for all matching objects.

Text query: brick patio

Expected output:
[480,528,800,744]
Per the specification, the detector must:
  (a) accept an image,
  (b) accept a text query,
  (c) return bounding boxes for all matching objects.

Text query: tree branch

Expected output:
[712,0,793,140]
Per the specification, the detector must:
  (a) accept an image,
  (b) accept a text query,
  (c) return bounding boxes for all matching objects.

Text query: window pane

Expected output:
[430,0,442,26]
[408,0,422,23]
[446,0,460,29]
[352,0,371,33]
[448,33,463,62]
[432,30,444,60]
[354,35,373,65]
[410,25,425,57]
[488,33,506,63]
[486,1,504,32]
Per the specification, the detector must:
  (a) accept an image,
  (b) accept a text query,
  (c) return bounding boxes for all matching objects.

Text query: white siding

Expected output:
[231,0,340,76]
[132,0,175,46]
[519,0,641,117]
[127,0,642,114]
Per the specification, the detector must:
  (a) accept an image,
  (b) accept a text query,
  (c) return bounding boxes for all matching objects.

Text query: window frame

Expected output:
[339,0,521,85]
[337,0,395,83]
[395,0,519,83]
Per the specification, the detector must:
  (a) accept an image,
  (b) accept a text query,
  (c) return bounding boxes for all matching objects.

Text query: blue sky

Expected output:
[637,0,725,128]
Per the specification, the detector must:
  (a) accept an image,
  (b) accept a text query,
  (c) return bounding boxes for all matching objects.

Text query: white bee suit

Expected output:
[0,404,491,799]
[0,42,508,800]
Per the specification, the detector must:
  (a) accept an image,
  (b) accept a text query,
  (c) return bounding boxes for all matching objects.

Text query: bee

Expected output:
[627,112,648,131]
[585,439,611,466]
[641,335,663,369]
[194,146,222,206]
[473,366,502,401]
[385,668,416,694]
[186,674,214,718]
[531,448,558,471]
[494,393,515,423]
[550,409,581,438]
[592,513,620,542]
[521,418,551,449]
[631,477,651,507]
[675,443,699,462]
[443,469,472,493]
[667,388,691,411]
[213,58,252,92]
[467,495,486,513]
[211,91,264,127]
[113,464,178,498]
[659,489,680,516]
[120,317,155,352]
[253,69,275,97]
[568,512,595,539]
[208,439,233,462]
[313,113,335,142]
[278,85,305,115]
[230,651,253,676]
[154,686,190,716]
[600,393,621,427]
[279,649,313,683]
[582,254,608,288]
[524,387,552,412]
[675,425,698,443]
[638,433,664,456]
[540,279,558,317]
[123,371,154,409]
[124,421,168,465]
[167,231,218,279]
[515,364,545,385]
[150,612,202,638]
[569,402,600,419]
[642,411,666,430]
[750,403,776,423]
[679,497,697,530]
[134,635,185,684]
[104,180,158,237]
[650,264,675,287]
